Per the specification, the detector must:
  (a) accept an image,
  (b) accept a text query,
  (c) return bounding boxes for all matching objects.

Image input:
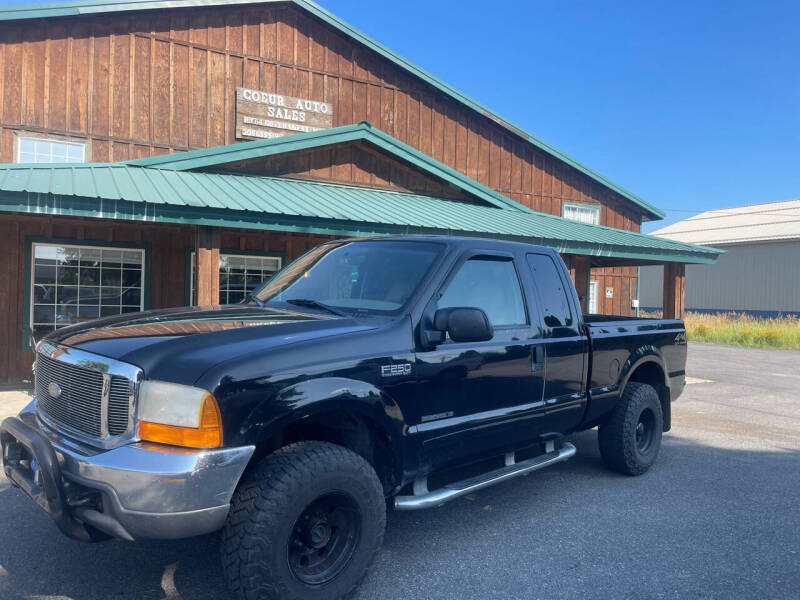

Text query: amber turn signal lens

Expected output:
[138,395,223,449]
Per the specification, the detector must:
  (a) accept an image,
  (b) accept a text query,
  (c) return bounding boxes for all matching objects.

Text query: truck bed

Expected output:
[583,313,680,326]
[581,313,686,429]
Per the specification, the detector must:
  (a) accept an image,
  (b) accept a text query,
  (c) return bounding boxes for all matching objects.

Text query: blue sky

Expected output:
[322,0,799,231]
[2,0,798,231]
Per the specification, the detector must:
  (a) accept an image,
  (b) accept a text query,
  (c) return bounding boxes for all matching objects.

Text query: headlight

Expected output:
[137,381,222,448]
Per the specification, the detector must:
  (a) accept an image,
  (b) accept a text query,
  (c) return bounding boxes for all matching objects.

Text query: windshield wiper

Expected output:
[285,298,348,317]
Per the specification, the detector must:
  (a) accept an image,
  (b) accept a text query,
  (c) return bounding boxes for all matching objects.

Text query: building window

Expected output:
[563,203,601,225]
[190,252,283,305]
[589,280,599,313]
[15,135,85,163]
[30,242,146,343]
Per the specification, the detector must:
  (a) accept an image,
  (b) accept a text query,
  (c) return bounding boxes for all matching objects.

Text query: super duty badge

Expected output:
[381,363,412,377]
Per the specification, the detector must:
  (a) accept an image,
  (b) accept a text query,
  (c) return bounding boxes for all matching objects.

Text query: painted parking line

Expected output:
[686,376,714,385]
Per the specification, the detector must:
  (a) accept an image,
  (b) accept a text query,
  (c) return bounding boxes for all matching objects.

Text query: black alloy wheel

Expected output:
[635,407,656,455]
[287,492,362,586]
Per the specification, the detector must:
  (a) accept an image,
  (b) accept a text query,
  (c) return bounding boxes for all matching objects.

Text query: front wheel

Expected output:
[222,441,386,600]
[598,382,663,475]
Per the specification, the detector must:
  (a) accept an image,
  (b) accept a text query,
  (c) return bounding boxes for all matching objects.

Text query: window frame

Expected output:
[434,250,530,331]
[14,132,86,164]
[589,280,599,314]
[185,248,285,306]
[23,237,150,350]
[562,202,601,226]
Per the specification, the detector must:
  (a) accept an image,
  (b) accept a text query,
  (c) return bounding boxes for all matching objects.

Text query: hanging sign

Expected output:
[235,87,334,140]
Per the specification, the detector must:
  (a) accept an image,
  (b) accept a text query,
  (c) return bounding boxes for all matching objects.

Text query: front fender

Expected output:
[236,377,407,480]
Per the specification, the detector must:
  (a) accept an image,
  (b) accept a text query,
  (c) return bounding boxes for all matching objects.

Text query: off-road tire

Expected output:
[598,382,663,475]
[221,441,386,600]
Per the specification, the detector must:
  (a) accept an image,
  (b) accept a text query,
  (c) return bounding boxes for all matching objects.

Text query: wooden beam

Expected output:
[662,262,686,319]
[195,226,220,305]
[572,255,590,313]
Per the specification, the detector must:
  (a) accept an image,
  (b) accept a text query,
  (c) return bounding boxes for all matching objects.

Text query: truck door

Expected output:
[413,251,546,469]
[525,253,588,434]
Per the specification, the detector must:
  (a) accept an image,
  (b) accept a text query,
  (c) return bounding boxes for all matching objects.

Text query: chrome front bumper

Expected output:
[1,401,254,542]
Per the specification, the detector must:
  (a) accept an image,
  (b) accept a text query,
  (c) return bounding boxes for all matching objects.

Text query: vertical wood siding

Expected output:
[215,140,473,201]
[0,4,642,320]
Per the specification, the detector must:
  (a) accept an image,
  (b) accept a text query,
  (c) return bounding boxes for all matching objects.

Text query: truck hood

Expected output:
[43,304,376,383]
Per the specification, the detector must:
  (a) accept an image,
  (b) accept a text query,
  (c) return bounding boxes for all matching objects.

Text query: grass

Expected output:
[644,311,800,350]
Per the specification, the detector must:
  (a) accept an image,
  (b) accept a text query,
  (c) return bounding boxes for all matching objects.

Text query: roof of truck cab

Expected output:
[332,234,558,252]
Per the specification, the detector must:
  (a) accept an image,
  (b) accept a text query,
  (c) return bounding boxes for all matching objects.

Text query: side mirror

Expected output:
[434,307,494,343]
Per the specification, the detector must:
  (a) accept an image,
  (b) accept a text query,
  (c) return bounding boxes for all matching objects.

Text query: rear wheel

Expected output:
[598,382,663,475]
[222,441,385,600]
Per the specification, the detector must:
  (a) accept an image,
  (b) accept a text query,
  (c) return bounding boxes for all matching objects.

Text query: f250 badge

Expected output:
[381,363,412,377]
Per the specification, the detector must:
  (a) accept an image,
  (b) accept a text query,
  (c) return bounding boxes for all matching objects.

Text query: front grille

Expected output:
[36,354,104,437]
[35,352,133,440]
[108,376,133,435]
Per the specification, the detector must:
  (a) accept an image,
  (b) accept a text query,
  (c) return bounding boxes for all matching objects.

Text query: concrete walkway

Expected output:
[0,390,32,422]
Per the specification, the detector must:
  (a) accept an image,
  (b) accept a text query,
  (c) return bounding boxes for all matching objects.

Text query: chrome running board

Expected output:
[394,442,576,511]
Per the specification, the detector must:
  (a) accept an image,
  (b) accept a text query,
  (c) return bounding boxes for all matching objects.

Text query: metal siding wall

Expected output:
[639,240,800,312]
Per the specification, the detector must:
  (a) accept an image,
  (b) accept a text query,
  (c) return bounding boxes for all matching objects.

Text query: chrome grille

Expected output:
[34,343,140,446]
[108,376,132,436]
[36,354,104,437]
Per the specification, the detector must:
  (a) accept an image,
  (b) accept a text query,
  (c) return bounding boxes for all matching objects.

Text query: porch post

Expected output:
[573,255,590,313]
[195,226,221,305]
[662,262,686,319]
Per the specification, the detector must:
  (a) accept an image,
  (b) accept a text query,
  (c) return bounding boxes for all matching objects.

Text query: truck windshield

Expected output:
[250,240,444,315]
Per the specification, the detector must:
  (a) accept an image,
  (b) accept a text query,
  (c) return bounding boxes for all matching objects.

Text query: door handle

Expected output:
[532,345,544,373]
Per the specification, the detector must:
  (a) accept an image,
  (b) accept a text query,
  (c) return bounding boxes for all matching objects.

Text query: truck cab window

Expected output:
[253,240,443,314]
[438,257,526,326]
[526,253,573,329]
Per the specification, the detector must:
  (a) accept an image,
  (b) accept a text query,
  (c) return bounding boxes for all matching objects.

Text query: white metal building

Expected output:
[640,200,800,316]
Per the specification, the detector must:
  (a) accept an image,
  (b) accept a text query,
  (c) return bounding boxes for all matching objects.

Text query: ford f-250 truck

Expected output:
[1,236,687,600]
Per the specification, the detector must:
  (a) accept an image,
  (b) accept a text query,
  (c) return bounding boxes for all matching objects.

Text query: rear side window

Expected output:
[526,253,573,328]
[438,257,527,326]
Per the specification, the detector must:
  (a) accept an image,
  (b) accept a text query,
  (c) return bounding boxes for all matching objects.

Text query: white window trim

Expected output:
[189,251,283,305]
[589,280,599,313]
[14,132,86,164]
[562,202,601,225]
[29,242,146,342]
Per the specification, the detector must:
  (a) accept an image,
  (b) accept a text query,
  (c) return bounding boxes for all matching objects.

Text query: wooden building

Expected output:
[0,0,720,383]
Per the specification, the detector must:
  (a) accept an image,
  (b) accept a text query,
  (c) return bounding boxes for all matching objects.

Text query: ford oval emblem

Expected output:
[48,382,62,399]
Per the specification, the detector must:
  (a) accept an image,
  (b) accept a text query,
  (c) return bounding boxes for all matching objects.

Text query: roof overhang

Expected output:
[125,122,531,213]
[0,163,721,264]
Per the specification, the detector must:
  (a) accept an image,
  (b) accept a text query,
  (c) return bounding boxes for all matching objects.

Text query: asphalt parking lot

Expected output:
[1,342,799,600]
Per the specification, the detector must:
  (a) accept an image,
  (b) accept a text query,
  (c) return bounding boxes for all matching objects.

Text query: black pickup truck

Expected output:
[1,236,687,600]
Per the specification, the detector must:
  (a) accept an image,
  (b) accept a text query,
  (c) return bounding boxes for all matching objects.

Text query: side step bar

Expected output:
[394,442,576,511]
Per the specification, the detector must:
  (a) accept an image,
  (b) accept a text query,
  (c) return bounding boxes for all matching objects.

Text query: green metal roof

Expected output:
[125,122,532,214]
[0,0,665,221]
[0,163,719,263]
